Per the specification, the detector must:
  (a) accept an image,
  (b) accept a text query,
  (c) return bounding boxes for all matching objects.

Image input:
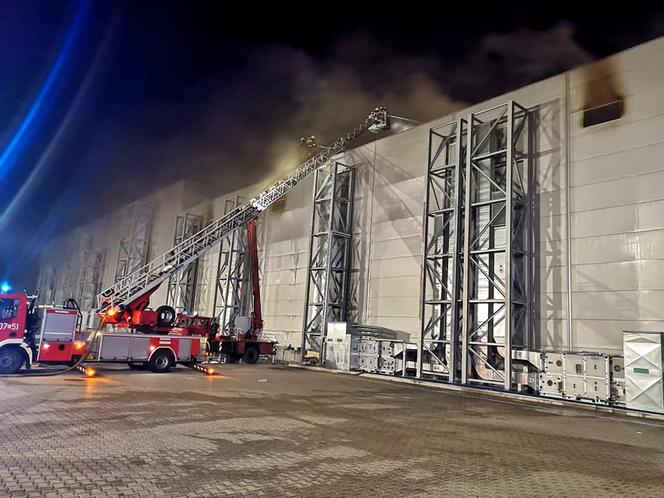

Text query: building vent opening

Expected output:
[581,59,624,128]
[582,99,624,127]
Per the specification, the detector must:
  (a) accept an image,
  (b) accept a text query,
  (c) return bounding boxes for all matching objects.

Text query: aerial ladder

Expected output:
[0,108,390,375]
[96,107,390,330]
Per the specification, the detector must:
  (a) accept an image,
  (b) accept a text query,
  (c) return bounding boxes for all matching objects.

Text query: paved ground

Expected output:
[1,365,663,497]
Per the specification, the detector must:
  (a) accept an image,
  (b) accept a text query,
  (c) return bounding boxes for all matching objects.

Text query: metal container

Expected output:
[359,354,378,372]
[610,356,625,380]
[563,353,585,377]
[623,332,664,413]
[584,354,610,379]
[539,373,563,396]
[378,355,396,374]
[563,374,586,399]
[361,340,379,355]
[542,352,564,374]
[380,341,394,356]
[612,379,626,403]
[586,377,610,401]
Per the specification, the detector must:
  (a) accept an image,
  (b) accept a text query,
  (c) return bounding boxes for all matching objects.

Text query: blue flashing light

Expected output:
[0,0,91,178]
[1,282,12,293]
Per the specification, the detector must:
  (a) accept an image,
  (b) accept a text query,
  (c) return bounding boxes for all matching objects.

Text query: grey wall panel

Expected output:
[368,315,419,336]
[539,214,566,242]
[573,230,664,265]
[540,264,568,294]
[367,296,420,318]
[568,38,664,92]
[574,319,664,354]
[371,218,423,241]
[569,46,664,109]
[572,141,664,188]
[360,127,426,340]
[371,235,421,261]
[540,292,567,321]
[369,257,421,279]
[263,283,306,301]
[540,238,568,268]
[370,179,425,224]
[539,319,568,350]
[574,261,664,292]
[572,113,664,162]
[572,200,664,239]
[259,175,314,345]
[369,275,421,298]
[538,190,567,217]
[572,170,664,213]
[573,290,664,321]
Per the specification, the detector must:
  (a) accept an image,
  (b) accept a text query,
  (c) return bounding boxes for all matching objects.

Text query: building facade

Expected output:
[38,37,664,361]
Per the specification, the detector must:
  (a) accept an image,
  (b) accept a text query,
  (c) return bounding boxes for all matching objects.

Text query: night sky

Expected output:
[1,0,663,291]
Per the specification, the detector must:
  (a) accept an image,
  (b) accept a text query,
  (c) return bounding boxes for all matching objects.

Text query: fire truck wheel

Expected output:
[0,347,24,374]
[243,346,259,364]
[148,349,174,373]
[156,305,176,327]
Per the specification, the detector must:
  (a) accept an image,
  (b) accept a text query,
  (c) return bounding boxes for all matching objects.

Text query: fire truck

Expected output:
[0,293,208,374]
[0,107,390,375]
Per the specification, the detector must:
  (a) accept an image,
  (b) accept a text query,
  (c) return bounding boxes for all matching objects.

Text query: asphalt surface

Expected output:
[1,364,663,497]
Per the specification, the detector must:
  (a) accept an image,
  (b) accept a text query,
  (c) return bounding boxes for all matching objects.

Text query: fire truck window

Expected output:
[0,298,19,321]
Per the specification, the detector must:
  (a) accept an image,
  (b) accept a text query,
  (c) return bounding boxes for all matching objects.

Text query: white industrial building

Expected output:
[37,37,664,412]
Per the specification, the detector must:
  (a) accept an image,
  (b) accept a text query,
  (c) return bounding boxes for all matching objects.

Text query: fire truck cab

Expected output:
[0,294,34,374]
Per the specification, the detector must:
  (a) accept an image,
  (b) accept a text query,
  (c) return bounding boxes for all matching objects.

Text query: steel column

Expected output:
[419,119,466,381]
[167,213,203,313]
[459,101,531,389]
[114,201,153,282]
[301,162,354,363]
[212,197,251,333]
[37,265,57,305]
[77,233,105,310]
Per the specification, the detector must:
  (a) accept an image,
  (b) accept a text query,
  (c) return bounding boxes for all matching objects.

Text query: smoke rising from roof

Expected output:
[87,22,591,214]
[1,16,595,287]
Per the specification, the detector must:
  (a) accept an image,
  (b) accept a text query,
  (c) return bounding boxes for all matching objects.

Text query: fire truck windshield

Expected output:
[0,298,19,321]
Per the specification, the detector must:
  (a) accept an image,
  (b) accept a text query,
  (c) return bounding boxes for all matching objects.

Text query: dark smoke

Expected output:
[448,23,592,103]
[2,18,597,288]
[84,23,592,218]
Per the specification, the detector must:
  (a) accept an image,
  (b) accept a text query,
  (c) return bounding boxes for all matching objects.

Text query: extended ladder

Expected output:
[97,107,389,309]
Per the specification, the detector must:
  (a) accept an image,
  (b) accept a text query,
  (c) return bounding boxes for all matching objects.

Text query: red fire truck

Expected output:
[0,293,37,374]
[0,221,272,375]
[98,220,275,365]
[0,293,208,375]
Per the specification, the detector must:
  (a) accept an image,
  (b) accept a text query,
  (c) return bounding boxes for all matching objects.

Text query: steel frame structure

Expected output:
[114,201,153,282]
[212,197,251,333]
[77,236,105,310]
[301,162,355,361]
[56,232,87,304]
[167,213,203,313]
[37,265,57,305]
[57,262,77,304]
[462,101,532,389]
[419,101,532,390]
[419,119,466,381]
